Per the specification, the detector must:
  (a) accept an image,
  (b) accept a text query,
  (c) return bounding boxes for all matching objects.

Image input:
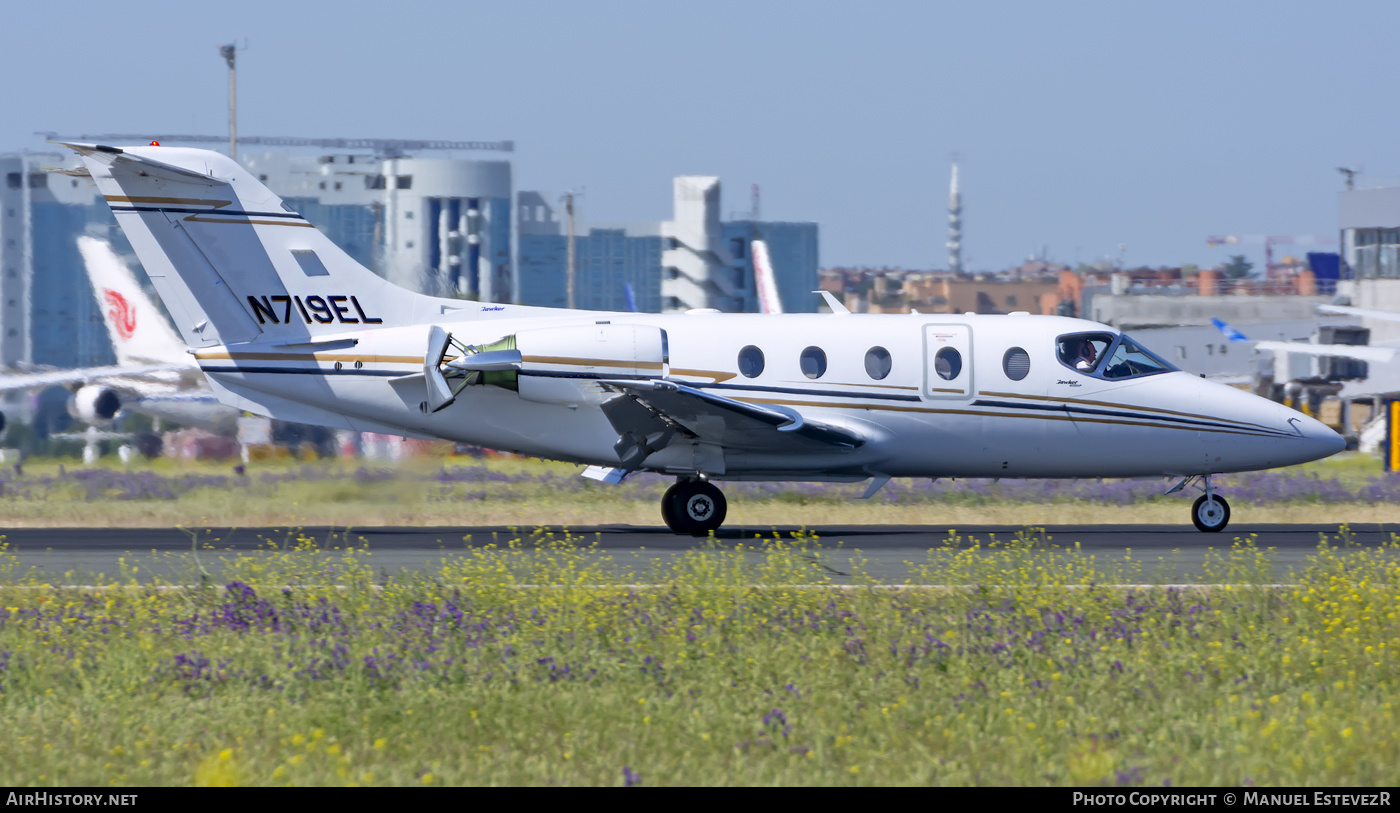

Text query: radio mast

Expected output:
[947,159,963,273]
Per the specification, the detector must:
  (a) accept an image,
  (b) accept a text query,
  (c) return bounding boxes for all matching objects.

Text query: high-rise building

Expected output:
[1,152,118,371]
[1,151,126,427]
[240,152,514,300]
[517,177,818,313]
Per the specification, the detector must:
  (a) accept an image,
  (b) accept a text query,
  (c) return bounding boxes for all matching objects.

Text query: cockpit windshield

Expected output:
[1100,335,1177,379]
[1056,332,1177,380]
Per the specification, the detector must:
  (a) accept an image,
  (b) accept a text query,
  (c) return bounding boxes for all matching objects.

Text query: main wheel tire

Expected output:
[660,483,680,530]
[1191,494,1231,533]
[661,480,727,536]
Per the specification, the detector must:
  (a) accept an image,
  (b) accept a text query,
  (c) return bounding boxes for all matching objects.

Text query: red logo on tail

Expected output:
[104,290,136,341]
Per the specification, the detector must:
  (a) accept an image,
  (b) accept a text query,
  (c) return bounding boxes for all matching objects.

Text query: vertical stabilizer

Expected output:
[76,236,187,366]
[65,143,444,349]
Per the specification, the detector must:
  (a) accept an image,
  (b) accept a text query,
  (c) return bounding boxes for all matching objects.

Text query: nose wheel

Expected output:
[1169,474,1232,532]
[661,479,727,536]
[1191,493,1231,532]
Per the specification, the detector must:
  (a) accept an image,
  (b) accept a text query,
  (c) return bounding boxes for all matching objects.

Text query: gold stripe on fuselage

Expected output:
[521,355,664,370]
[669,368,738,382]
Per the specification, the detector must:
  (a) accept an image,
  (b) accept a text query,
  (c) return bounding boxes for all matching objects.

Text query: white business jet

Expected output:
[63,142,1343,534]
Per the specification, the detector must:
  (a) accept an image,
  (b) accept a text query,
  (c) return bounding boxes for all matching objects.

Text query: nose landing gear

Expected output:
[661,478,728,536]
[1169,474,1230,532]
[1192,492,1231,533]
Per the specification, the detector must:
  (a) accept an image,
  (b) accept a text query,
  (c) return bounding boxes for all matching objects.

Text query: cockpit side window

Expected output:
[1056,332,1114,375]
[1101,335,1177,379]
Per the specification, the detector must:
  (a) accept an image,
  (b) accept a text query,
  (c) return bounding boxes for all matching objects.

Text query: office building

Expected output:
[517,177,818,313]
[239,152,514,301]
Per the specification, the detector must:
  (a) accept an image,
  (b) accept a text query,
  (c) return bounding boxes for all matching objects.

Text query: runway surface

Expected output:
[2,523,1391,583]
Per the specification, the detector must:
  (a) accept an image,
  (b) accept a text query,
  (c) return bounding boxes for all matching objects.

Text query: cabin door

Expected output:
[922,324,975,400]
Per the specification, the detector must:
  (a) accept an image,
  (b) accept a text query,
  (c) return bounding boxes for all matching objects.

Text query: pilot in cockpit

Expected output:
[1063,337,1099,371]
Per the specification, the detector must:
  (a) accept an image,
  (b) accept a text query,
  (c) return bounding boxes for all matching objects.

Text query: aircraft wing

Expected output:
[1251,341,1396,363]
[598,379,865,455]
[1318,304,1400,322]
[0,363,188,394]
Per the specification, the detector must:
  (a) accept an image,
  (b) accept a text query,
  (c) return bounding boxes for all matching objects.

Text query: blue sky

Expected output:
[1,1,1393,272]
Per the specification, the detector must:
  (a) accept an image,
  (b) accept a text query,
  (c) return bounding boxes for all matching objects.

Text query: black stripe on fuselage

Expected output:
[198,365,1286,438]
[972,398,1290,437]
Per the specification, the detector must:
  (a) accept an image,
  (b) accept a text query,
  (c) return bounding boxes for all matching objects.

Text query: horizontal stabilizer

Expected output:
[60,143,225,185]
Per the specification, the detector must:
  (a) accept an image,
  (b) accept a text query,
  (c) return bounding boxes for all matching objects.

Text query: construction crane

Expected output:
[1205,234,1337,278]
[36,132,512,159]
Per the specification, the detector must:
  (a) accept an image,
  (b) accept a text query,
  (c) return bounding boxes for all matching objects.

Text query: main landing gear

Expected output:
[661,478,727,536]
[1168,474,1231,533]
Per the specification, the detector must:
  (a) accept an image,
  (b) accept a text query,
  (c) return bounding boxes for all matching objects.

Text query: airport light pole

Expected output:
[219,44,237,159]
[562,191,578,309]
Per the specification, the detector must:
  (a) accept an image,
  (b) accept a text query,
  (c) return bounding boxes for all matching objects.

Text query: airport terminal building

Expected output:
[1339,184,1400,342]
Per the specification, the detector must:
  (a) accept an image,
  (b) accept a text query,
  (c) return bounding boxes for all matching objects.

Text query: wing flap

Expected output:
[599,379,865,453]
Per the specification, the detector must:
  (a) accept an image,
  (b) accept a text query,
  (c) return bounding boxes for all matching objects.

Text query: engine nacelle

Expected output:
[68,386,123,425]
[426,323,668,411]
[515,323,668,407]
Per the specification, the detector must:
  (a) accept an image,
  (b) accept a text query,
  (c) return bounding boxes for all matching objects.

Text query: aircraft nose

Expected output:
[1287,410,1346,462]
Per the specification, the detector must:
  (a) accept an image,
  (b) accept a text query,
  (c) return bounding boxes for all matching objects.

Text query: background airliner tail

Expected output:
[67,143,440,349]
[752,239,784,315]
[76,235,187,366]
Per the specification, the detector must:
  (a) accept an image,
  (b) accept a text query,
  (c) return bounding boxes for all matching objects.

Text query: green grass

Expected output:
[0,452,1397,528]
[0,530,1396,786]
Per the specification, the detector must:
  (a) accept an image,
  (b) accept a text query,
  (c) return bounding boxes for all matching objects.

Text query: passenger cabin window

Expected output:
[865,346,892,380]
[1003,347,1030,380]
[934,347,962,380]
[800,346,827,379]
[738,345,765,378]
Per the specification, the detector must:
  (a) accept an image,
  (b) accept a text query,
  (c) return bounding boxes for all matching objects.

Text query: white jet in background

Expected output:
[75,236,238,433]
[66,142,1345,534]
[0,236,199,437]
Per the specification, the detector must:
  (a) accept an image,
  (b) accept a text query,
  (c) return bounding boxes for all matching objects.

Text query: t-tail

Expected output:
[63,143,492,350]
[752,239,783,315]
[76,235,188,366]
